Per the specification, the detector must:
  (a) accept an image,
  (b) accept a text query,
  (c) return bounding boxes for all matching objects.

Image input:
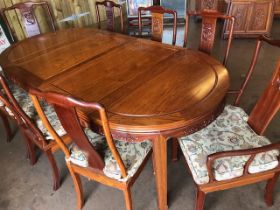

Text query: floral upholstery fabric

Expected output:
[1,83,66,140]
[179,105,279,185]
[69,128,152,182]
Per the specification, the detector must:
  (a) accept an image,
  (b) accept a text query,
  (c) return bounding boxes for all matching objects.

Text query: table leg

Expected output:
[153,135,168,210]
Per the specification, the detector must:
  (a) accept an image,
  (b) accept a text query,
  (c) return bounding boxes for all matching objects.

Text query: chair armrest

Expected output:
[206,142,280,182]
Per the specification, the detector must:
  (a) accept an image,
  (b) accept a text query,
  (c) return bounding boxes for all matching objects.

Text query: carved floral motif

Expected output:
[253,8,266,30]
[202,0,216,9]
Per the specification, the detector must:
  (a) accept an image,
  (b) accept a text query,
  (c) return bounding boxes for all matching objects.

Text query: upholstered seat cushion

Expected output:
[179,105,279,185]
[69,128,152,182]
[1,83,66,139]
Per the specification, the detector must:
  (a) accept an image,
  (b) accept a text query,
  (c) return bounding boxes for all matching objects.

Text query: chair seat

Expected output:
[179,105,279,185]
[69,128,152,182]
[0,84,66,139]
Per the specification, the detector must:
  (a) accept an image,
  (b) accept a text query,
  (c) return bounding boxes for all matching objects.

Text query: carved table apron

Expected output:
[0,28,230,210]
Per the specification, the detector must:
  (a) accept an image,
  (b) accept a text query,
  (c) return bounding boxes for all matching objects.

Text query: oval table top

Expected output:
[0,28,229,138]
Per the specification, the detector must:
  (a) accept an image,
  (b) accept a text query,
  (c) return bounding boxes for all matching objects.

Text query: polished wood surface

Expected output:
[184,10,235,66]
[30,88,152,210]
[0,28,229,210]
[138,6,177,45]
[95,0,124,32]
[188,36,280,210]
[224,0,274,38]
[0,1,56,42]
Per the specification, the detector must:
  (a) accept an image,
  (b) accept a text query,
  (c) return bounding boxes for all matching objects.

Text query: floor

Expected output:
[0,18,279,210]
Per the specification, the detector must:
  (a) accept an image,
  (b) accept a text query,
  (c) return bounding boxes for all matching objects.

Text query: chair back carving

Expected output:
[29,88,128,178]
[95,0,124,32]
[0,75,48,148]
[138,6,177,45]
[197,0,219,11]
[184,11,235,66]
[247,38,280,135]
[0,1,56,42]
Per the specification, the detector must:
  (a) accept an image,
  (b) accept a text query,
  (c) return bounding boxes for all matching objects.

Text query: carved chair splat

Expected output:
[177,36,280,210]
[95,0,124,33]
[29,88,153,210]
[138,6,177,45]
[184,10,235,66]
[0,75,72,191]
[0,1,56,42]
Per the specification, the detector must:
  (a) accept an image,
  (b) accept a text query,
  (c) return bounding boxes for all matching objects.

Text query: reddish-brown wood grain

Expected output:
[0,28,229,210]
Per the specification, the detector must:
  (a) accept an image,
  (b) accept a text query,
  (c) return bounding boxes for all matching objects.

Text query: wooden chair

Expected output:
[138,6,177,45]
[0,1,56,42]
[0,75,71,190]
[29,88,152,210]
[177,36,280,210]
[95,0,124,33]
[184,10,235,66]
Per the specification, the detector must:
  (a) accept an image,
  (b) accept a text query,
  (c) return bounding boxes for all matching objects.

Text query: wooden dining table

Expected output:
[0,28,229,210]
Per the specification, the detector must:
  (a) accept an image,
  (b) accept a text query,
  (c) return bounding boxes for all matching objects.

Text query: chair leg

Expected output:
[195,187,206,210]
[172,138,179,161]
[264,173,280,206]
[45,150,60,191]
[0,112,12,143]
[22,133,37,165]
[67,164,84,210]
[123,187,133,210]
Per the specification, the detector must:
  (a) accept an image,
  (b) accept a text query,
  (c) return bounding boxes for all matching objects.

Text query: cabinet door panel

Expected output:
[274,0,280,14]
[247,1,274,32]
[228,2,250,32]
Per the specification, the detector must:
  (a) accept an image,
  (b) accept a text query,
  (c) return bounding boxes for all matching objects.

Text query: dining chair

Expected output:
[184,10,235,66]
[29,88,152,210]
[0,1,56,42]
[177,36,280,210]
[138,6,177,45]
[95,0,124,33]
[0,74,71,190]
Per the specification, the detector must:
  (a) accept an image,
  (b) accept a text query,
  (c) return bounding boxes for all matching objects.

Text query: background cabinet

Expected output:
[223,0,274,37]
[274,0,280,15]
[188,0,227,13]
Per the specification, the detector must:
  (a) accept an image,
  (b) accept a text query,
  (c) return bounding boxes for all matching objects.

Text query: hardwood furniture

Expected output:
[0,28,230,210]
[177,36,280,210]
[0,1,56,42]
[223,0,274,38]
[138,6,177,45]
[29,89,152,210]
[0,74,71,190]
[184,10,235,66]
[275,0,280,15]
[188,0,227,13]
[95,0,124,33]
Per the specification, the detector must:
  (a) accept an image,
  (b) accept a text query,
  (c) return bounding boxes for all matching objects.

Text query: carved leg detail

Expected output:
[265,173,280,207]
[45,150,60,191]
[171,138,179,161]
[0,112,12,143]
[123,187,133,210]
[195,187,206,210]
[67,164,84,210]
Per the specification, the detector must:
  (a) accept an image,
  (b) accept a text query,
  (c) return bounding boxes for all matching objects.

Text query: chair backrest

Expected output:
[0,1,56,42]
[138,6,177,45]
[184,10,235,66]
[0,75,47,147]
[196,0,218,11]
[247,37,280,135]
[29,88,128,178]
[95,0,124,33]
